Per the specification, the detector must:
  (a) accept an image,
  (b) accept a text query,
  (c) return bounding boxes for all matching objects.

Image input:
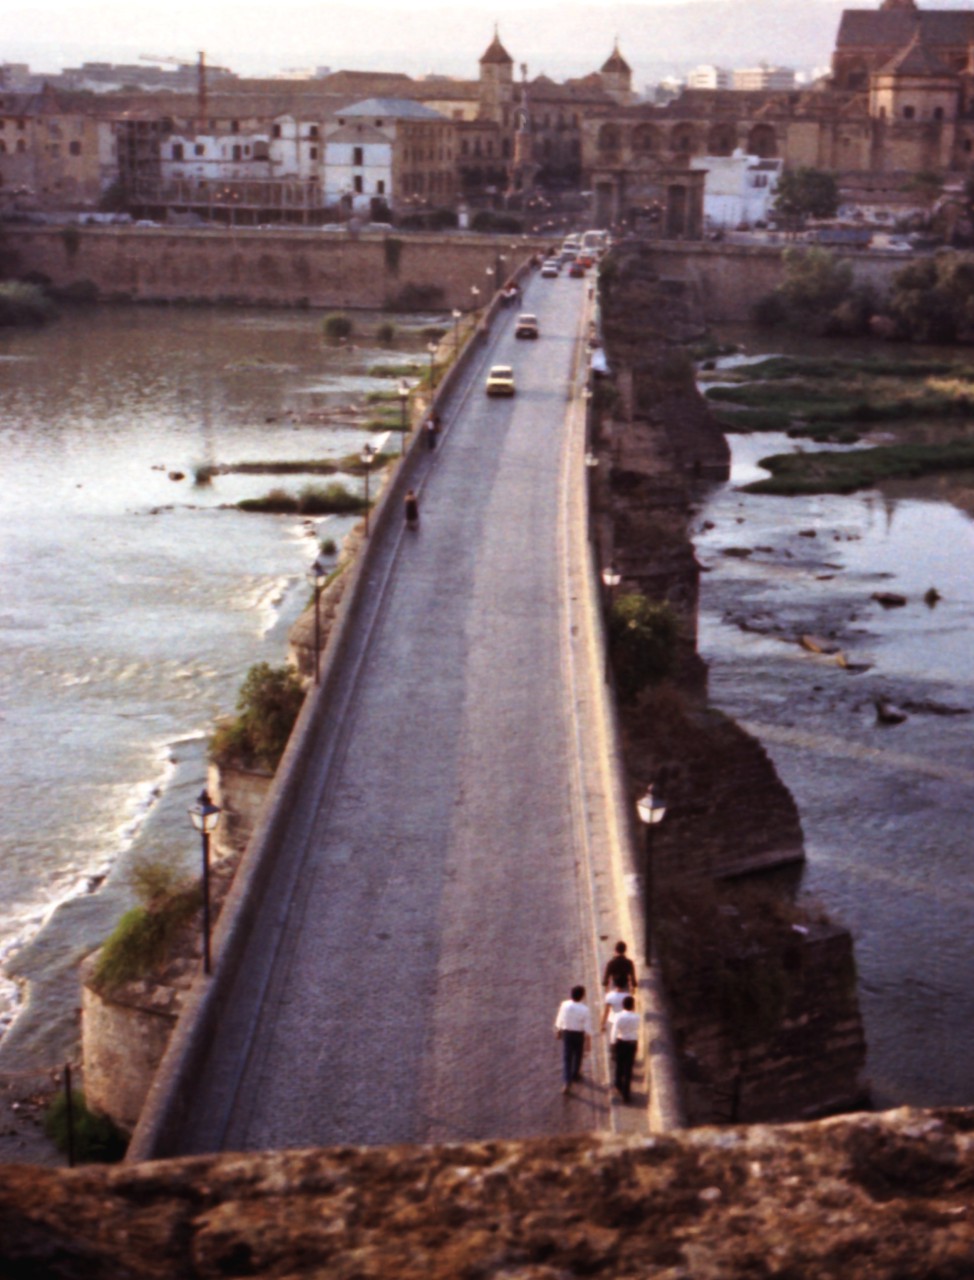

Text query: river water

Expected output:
[0,304,423,1072]
[694,350,974,1108]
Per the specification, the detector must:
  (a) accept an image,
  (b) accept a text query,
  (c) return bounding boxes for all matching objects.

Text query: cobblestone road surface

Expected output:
[176,273,648,1153]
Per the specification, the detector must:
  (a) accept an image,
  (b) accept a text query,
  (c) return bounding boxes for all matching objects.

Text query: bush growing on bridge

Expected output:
[608,594,679,703]
[91,855,201,992]
[210,661,305,772]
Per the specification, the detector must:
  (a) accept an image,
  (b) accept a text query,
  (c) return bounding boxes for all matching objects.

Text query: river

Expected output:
[694,340,974,1108]
[0,304,425,1073]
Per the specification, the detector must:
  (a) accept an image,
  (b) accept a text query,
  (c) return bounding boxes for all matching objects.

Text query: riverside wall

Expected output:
[4,226,914,320]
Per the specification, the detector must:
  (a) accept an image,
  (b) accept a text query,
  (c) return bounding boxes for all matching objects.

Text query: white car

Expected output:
[515,313,540,338]
[485,365,516,396]
[541,260,560,278]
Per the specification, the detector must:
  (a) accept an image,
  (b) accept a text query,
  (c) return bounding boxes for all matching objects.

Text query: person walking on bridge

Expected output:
[554,985,592,1095]
[603,940,636,993]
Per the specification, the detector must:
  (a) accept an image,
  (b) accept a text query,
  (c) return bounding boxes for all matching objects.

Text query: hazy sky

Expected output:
[6,0,840,83]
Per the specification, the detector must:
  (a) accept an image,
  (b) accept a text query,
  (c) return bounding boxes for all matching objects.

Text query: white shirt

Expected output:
[555,999,593,1035]
[612,1009,641,1044]
[602,988,628,1029]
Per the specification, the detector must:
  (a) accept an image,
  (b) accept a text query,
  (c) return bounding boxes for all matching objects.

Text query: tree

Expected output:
[887,252,974,343]
[778,247,853,316]
[607,594,679,703]
[210,662,305,770]
[773,168,840,227]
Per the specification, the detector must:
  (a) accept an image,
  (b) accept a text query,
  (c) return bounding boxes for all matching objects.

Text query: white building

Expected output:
[691,150,783,228]
[687,65,731,90]
[732,64,797,92]
[324,97,455,214]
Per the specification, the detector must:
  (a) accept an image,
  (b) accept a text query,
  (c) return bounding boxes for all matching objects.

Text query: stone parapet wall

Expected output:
[4,1109,974,1275]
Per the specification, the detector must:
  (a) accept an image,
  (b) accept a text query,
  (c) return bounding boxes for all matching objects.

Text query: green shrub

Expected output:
[320,537,337,556]
[375,321,397,343]
[210,661,305,771]
[323,312,354,340]
[608,594,679,703]
[421,325,446,341]
[0,281,57,326]
[44,1091,128,1163]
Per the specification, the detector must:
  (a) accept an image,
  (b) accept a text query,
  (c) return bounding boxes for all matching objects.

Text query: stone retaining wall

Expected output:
[4,226,917,321]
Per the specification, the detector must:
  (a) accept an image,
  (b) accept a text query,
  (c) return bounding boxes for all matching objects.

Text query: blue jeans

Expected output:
[562,1030,585,1084]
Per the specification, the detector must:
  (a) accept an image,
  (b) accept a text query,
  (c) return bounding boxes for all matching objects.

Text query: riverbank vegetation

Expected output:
[703,347,974,492]
[237,481,367,515]
[0,281,57,326]
[210,662,305,771]
[91,857,201,993]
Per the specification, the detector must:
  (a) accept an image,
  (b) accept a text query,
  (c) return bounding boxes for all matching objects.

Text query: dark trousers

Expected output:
[614,1039,637,1101]
[562,1030,585,1085]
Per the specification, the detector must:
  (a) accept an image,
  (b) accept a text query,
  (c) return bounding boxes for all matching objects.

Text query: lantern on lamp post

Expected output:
[189,789,221,975]
[636,784,668,963]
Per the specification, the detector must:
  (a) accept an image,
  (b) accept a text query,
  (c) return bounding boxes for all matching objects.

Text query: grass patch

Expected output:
[91,874,201,992]
[340,450,393,474]
[322,312,353,340]
[210,661,305,771]
[45,1091,128,1163]
[744,440,974,495]
[712,407,793,433]
[368,362,421,378]
[238,482,365,514]
[222,460,339,476]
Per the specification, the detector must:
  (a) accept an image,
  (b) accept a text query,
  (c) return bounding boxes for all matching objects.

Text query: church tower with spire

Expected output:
[600,41,633,104]
[479,26,515,128]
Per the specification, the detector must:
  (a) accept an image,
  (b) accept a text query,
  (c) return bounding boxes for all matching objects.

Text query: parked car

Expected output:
[541,260,560,278]
[514,313,540,339]
[485,364,516,396]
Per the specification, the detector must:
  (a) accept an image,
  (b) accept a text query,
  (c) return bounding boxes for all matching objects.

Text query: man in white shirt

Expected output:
[611,995,640,1103]
[554,985,593,1094]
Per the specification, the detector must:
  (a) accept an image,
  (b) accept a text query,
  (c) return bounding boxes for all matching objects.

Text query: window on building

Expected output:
[173,143,184,160]
[16,138,25,153]
[377,179,385,194]
[461,138,469,156]
[0,141,6,154]
[353,145,364,165]
[309,124,319,138]
[934,106,944,121]
[195,143,204,156]
[272,123,281,139]
[232,144,242,161]
[903,105,915,120]
[69,140,82,156]
[17,118,25,130]
[353,174,363,193]
[310,146,318,160]
[375,119,383,128]
[231,120,239,133]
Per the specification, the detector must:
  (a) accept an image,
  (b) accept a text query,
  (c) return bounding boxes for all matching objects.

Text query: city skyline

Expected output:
[7,0,848,86]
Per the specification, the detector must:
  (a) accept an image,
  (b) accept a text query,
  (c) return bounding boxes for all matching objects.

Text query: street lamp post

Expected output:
[307,555,328,684]
[585,451,599,541]
[361,442,376,536]
[485,265,494,298]
[496,252,506,289]
[636,783,668,963]
[470,284,480,316]
[601,564,621,682]
[397,378,410,454]
[427,340,438,390]
[189,789,221,975]
[452,308,462,355]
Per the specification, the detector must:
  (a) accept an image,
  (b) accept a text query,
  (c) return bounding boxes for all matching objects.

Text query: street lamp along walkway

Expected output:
[636,783,667,964]
[397,378,410,454]
[189,789,221,975]
[360,442,376,537]
[307,554,329,685]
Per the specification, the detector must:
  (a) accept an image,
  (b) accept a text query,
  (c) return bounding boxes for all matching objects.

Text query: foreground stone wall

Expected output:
[2,1109,973,1277]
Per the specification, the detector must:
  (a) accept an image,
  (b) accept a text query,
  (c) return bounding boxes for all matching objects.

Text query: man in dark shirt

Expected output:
[602,940,636,992]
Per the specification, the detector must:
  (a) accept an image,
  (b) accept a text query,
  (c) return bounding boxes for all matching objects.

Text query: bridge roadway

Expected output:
[174,271,646,1153]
